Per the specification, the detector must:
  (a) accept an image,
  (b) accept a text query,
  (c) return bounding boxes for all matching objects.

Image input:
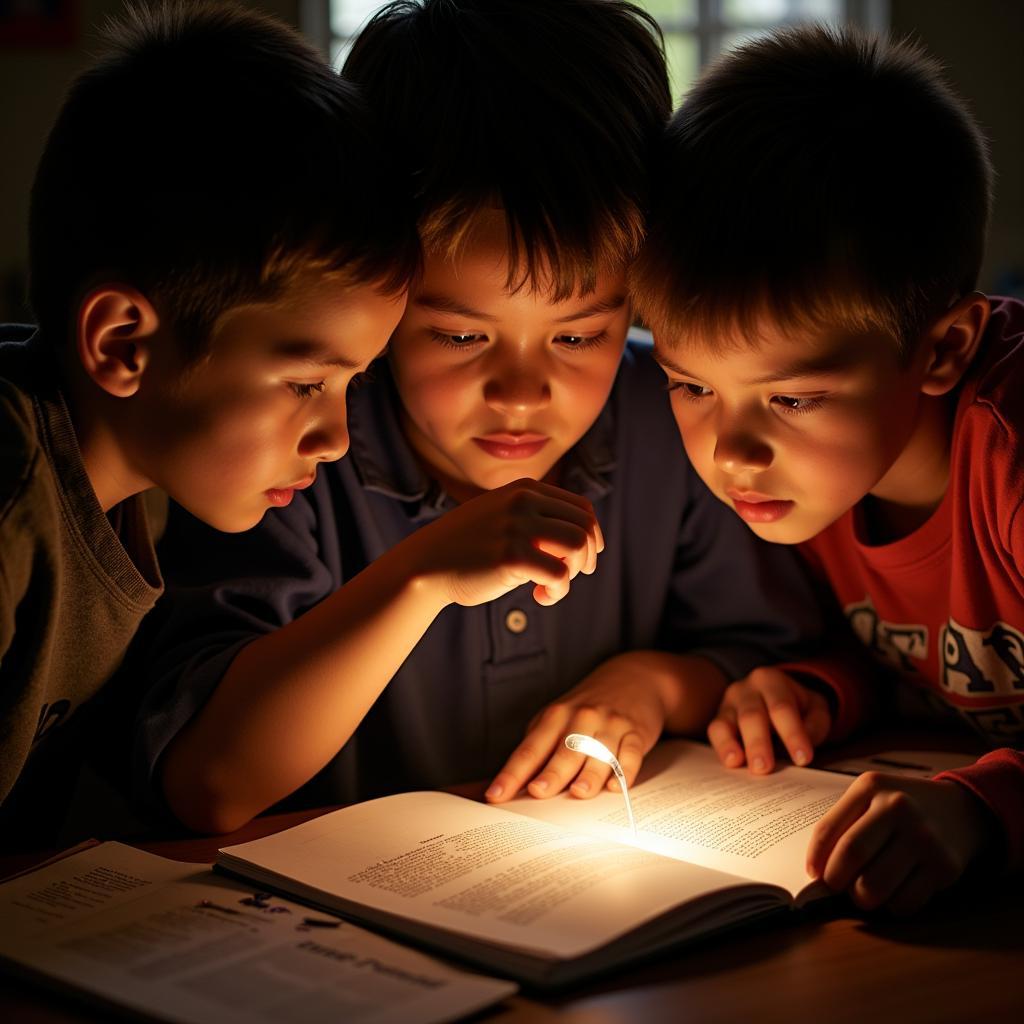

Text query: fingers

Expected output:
[807,776,875,878]
[609,730,646,791]
[820,798,897,893]
[808,774,969,915]
[802,695,832,748]
[530,716,621,799]
[485,703,572,803]
[708,669,833,774]
[848,835,917,911]
[524,480,605,554]
[707,713,745,768]
[490,701,649,803]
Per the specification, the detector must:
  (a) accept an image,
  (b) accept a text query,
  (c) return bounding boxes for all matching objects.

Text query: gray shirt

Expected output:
[135,341,823,811]
[0,330,162,846]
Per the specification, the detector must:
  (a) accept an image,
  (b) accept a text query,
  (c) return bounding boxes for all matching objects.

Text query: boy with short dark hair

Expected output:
[633,25,1023,912]
[135,0,825,836]
[0,0,421,847]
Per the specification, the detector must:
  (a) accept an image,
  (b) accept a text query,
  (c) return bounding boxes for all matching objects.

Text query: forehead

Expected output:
[208,272,404,361]
[653,318,899,383]
[415,208,627,316]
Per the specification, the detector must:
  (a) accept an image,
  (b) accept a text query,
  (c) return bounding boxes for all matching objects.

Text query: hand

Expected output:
[484,653,669,803]
[707,666,831,773]
[409,478,604,607]
[807,773,997,914]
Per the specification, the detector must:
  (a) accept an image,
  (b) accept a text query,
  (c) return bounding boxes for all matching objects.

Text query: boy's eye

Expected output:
[667,380,713,400]
[771,394,824,414]
[288,381,327,399]
[556,330,608,349]
[430,330,486,348]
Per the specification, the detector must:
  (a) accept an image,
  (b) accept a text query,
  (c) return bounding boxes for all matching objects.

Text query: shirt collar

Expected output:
[346,359,619,520]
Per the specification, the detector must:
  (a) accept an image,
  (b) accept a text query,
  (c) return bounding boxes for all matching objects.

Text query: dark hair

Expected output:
[344,0,671,299]
[631,24,994,353]
[29,0,417,352]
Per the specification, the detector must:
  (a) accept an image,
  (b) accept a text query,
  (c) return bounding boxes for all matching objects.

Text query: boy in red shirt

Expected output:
[632,25,1022,912]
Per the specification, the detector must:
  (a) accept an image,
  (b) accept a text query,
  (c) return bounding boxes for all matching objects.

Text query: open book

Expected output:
[217,741,852,987]
[0,841,515,1024]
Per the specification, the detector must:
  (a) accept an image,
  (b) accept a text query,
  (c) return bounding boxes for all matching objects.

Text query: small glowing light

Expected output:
[564,733,637,838]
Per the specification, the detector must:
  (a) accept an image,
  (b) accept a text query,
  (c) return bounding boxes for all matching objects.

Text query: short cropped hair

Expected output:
[631,24,994,353]
[344,0,671,299]
[30,0,417,351]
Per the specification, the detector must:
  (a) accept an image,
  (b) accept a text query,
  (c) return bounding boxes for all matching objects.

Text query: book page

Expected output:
[0,842,515,1024]
[219,791,781,962]
[506,741,850,896]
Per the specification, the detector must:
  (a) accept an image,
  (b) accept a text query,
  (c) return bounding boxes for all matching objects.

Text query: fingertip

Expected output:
[723,747,743,768]
[527,776,550,797]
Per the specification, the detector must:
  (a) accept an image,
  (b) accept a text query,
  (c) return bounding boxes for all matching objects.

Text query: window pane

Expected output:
[635,0,697,25]
[664,31,700,101]
[722,0,842,23]
[331,0,389,38]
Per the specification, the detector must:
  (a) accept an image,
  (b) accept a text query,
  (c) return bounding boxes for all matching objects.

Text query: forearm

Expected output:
[160,544,448,833]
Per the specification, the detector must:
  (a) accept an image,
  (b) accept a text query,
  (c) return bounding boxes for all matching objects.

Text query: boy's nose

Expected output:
[300,404,349,463]
[483,369,552,416]
[712,428,773,474]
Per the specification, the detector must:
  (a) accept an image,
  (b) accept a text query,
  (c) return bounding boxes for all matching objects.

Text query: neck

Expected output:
[63,366,151,513]
[865,392,955,542]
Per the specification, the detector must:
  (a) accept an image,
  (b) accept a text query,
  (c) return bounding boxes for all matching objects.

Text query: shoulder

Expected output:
[955,297,1024,553]
[966,297,1024,413]
[0,346,44,526]
[958,297,1024,446]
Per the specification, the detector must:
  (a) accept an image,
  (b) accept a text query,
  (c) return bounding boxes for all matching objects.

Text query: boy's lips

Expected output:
[473,433,550,460]
[726,487,794,524]
[265,473,316,508]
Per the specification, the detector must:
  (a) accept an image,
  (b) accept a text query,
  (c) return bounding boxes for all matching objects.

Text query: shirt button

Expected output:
[505,608,528,634]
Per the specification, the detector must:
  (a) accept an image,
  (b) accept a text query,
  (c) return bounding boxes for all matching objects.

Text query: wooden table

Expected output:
[2,736,1022,1024]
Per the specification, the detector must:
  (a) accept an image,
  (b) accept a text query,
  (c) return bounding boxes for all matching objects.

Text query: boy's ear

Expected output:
[76,284,161,398]
[919,292,991,397]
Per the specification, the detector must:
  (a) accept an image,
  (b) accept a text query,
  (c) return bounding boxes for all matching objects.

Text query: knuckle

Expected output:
[859,771,885,794]
[606,712,634,733]
[747,666,777,688]
[510,740,546,764]
[737,706,767,726]
[883,790,913,818]
[539,701,569,725]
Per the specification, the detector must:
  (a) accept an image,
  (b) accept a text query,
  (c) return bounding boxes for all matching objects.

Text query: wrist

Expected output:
[941,779,1002,871]
[373,538,452,617]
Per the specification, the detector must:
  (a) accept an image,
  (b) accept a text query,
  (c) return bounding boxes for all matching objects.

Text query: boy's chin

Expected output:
[738,510,829,546]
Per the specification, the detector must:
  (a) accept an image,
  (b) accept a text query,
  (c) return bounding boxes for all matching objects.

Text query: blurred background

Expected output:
[0,0,1021,324]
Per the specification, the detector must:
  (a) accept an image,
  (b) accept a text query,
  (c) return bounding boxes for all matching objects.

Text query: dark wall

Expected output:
[890,0,1024,296]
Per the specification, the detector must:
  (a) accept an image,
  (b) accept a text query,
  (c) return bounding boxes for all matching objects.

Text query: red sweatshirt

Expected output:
[800,296,1024,869]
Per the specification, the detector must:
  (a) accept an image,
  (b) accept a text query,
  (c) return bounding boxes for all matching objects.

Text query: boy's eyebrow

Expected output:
[654,348,855,383]
[553,294,628,323]
[415,294,498,321]
[414,293,627,322]
[746,351,858,384]
[273,339,389,370]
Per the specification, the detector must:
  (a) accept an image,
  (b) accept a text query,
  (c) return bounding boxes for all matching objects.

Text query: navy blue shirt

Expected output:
[136,342,823,810]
